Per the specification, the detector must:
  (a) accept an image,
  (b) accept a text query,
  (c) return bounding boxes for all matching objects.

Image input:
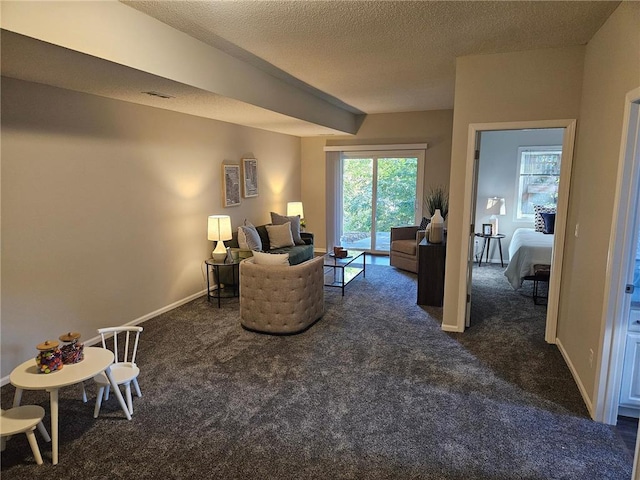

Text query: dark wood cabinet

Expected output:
[417,238,446,307]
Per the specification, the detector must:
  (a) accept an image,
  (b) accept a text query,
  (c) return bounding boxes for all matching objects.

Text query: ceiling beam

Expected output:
[1,0,360,134]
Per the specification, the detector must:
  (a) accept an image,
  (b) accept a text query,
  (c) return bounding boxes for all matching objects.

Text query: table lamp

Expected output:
[208,215,232,262]
[287,201,305,228]
[486,197,506,235]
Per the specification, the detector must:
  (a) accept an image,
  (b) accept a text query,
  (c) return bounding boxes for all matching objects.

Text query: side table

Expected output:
[475,233,505,267]
[205,258,240,307]
[417,238,446,307]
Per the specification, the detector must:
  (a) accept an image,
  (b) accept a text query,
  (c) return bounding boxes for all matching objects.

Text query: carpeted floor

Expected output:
[1,263,634,479]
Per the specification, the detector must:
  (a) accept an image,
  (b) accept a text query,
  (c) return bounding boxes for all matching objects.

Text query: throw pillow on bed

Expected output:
[270,212,305,245]
[533,205,556,232]
[238,221,262,251]
[252,251,290,266]
[540,212,556,234]
[266,222,295,249]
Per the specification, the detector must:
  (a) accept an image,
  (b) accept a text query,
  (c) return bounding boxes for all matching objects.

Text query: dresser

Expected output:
[417,237,446,307]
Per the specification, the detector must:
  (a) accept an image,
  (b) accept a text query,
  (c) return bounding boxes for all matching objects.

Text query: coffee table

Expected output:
[10,346,132,464]
[323,251,366,295]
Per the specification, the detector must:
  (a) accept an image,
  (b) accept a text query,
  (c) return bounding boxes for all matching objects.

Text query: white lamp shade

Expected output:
[287,201,304,218]
[208,215,232,241]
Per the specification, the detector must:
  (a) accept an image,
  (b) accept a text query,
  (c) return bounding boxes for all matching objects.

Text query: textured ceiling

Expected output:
[1,1,619,136]
[123,0,619,114]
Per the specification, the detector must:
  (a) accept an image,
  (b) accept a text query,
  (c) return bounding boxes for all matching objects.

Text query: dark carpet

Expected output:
[1,263,633,479]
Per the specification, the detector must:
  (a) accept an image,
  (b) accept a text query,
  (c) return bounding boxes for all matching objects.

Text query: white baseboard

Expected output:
[619,406,640,418]
[556,337,595,419]
[0,289,207,387]
[441,323,464,333]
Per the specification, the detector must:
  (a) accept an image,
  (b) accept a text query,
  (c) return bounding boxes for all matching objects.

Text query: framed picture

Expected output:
[222,164,241,207]
[482,223,493,236]
[242,158,258,198]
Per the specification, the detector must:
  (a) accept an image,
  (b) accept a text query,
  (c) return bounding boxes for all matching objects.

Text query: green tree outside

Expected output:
[342,157,417,243]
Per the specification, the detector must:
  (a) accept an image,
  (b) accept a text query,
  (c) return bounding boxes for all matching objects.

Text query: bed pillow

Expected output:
[534,205,556,232]
[270,212,305,245]
[238,221,262,251]
[252,251,290,266]
[540,212,556,234]
[266,222,295,249]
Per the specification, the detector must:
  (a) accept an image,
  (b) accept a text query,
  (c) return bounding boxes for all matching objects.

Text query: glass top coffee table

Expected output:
[323,251,366,296]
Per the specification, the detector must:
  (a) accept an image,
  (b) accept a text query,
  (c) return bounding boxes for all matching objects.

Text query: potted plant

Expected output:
[424,185,449,220]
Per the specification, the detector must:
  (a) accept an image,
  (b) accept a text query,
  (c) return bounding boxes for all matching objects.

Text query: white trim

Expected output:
[596,86,640,425]
[441,323,465,333]
[323,143,428,152]
[453,119,576,346]
[557,337,595,417]
[546,122,576,343]
[0,289,207,387]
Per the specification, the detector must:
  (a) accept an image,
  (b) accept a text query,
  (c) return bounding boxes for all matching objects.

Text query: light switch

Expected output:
[574,223,579,237]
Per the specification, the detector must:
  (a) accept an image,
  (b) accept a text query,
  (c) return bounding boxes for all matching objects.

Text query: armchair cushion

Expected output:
[391,239,418,256]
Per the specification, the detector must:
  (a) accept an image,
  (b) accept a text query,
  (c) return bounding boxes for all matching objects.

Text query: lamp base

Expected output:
[212,251,227,263]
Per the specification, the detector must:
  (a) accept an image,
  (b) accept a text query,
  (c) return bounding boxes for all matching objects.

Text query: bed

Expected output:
[504,228,554,289]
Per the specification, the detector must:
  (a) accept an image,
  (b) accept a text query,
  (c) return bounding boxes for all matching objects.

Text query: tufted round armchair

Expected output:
[239,255,325,334]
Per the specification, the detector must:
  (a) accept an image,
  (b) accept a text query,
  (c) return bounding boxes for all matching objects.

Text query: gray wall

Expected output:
[475,128,564,262]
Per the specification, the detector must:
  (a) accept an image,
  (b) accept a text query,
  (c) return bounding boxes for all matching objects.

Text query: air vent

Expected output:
[142,91,175,99]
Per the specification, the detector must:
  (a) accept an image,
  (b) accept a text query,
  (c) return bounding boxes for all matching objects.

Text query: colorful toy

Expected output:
[35,340,63,374]
[59,332,84,364]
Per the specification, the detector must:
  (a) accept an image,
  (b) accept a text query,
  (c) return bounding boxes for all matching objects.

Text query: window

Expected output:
[516,146,562,220]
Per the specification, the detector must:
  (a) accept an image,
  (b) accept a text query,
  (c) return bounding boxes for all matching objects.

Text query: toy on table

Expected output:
[59,332,84,364]
[35,340,63,374]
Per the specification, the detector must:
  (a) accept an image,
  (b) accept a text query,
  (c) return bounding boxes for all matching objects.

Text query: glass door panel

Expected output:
[341,158,373,251]
[340,154,420,253]
[375,157,418,251]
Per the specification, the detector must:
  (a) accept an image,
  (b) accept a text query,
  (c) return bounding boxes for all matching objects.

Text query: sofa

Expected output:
[389,226,425,273]
[239,255,325,334]
[227,224,314,266]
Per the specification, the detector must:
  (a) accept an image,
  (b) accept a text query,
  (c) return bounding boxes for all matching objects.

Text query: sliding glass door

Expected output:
[340,151,424,253]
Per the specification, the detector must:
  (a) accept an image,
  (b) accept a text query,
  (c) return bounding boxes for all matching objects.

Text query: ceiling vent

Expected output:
[142,91,175,99]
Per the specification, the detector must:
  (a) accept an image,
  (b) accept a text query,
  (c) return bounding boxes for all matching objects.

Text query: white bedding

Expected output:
[504,228,554,289]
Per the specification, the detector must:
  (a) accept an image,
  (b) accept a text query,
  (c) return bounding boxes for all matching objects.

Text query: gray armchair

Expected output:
[390,226,425,273]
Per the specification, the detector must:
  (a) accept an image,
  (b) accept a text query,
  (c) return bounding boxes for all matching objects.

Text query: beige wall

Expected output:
[443,45,585,331]
[1,78,301,380]
[557,2,640,405]
[444,1,640,412]
[301,110,454,250]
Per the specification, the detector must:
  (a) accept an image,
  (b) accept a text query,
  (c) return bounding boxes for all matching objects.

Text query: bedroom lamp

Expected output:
[287,201,305,228]
[208,215,232,262]
[486,197,506,235]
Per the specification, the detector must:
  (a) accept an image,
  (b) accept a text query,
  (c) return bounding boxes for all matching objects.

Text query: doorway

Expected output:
[470,128,565,323]
[456,119,577,340]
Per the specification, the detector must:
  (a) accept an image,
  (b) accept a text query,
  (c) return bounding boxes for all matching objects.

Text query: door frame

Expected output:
[595,86,640,427]
[454,119,577,342]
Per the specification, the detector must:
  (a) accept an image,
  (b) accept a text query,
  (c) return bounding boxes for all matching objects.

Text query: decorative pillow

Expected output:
[252,251,290,266]
[540,212,556,234]
[270,212,304,245]
[534,205,556,232]
[419,217,430,230]
[266,222,295,249]
[238,221,262,251]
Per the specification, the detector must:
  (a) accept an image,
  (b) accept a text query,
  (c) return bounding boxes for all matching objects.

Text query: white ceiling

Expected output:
[1,1,619,137]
